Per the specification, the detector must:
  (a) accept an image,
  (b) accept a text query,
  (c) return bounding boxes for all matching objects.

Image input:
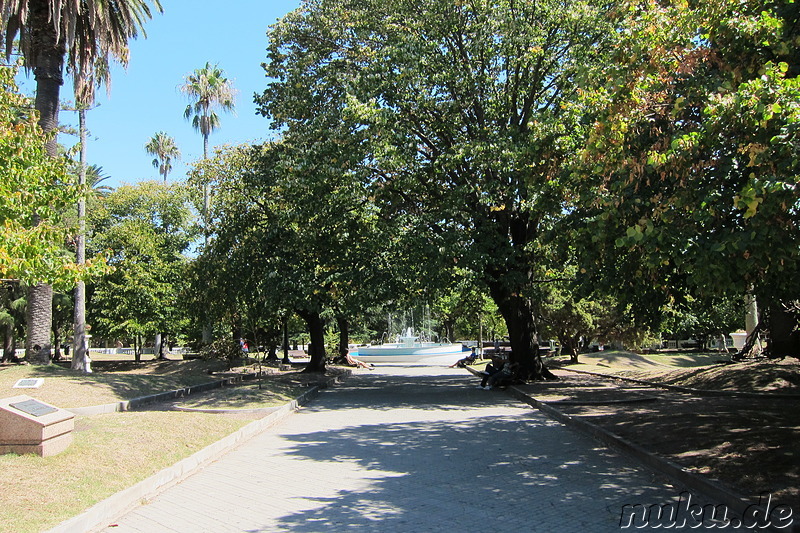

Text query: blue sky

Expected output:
[18,0,301,188]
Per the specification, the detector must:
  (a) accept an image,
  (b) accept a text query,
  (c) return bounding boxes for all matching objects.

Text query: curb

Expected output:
[45,370,350,533]
[172,406,281,414]
[66,371,278,416]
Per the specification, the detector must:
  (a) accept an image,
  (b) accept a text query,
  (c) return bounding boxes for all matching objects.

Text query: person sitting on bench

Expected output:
[479,355,505,389]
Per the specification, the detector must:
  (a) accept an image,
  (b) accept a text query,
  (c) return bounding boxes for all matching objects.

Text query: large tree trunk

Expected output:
[26,283,53,364]
[488,283,554,381]
[336,315,349,359]
[32,27,64,156]
[745,291,759,337]
[766,301,800,358]
[442,319,455,344]
[299,309,326,373]
[155,333,165,359]
[26,3,66,364]
[560,335,581,364]
[72,280,90,370]
[281,317,290,363]
[52,319,61,361]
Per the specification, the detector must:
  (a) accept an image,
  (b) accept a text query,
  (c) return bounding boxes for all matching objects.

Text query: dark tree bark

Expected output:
[487,279,557,381]
[765,302,800,358]
[2,323,15,362]
[558,334,581,364]
[442,319,455,344]
[267,344,278,360]
[52,319,61,361]
[336,315,349,359]
[488,283,542,380]
[299,309,326,373]
[280,318,290,363]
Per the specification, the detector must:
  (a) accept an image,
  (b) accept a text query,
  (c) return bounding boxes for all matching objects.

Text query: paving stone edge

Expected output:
[44,370,350,533]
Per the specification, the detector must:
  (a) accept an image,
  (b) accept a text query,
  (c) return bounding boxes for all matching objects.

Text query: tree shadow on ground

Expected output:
[555,393,799,505]
[233,369,717,532]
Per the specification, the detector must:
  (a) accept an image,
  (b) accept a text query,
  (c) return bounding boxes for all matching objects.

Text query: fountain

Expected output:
[354,327,467,365]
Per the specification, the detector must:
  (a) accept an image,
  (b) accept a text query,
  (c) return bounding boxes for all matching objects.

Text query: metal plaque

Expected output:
[9,399,58,417]
[13,378,44,389]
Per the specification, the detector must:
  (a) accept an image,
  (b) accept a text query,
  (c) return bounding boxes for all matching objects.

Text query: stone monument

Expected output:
[0,395,75,457]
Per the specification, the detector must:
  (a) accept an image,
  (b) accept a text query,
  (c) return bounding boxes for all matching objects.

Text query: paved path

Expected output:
[100,366,716,532]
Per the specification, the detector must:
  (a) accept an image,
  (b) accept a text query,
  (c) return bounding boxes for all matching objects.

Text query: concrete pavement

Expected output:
[95,365,736,532]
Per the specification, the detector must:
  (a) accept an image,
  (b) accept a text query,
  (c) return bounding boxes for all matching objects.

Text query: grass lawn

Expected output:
[0,357,340,533]
[176,380,305,410]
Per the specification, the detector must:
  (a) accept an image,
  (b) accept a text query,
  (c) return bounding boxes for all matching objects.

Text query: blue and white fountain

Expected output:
[355,328,466,365]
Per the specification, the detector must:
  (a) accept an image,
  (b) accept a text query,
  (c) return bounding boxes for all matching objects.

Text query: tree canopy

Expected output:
[145,131,181,182]
[571,0,800,354]
[191,138,397,371]
[87,181,196,353]
[0,65,92,288]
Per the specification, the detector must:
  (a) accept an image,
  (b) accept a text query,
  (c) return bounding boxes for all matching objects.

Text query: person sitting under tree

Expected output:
[345,351,374,370]
[479,355,517,390]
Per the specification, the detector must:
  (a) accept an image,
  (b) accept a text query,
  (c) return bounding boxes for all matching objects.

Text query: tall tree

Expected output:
[73,103,90,370]
[87,181,196,359]
[0,0,162,363]
[182,62,235,345]
[0,65,101,363]
[260,0,611,379]
[192,137,394,373]
[145,131,180,181]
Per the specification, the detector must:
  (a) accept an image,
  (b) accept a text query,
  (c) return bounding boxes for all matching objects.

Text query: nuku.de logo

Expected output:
[619,492,794,529]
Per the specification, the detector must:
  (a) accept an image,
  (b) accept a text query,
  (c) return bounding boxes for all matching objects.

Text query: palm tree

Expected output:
[86,164,114,198]
[0,0,162,364]
[181,63,235,345]
[181,62,236,159]
[145,131,180,181]
[181,62,236,218]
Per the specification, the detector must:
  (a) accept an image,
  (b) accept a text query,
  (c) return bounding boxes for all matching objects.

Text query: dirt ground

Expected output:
[522,354,800,506]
